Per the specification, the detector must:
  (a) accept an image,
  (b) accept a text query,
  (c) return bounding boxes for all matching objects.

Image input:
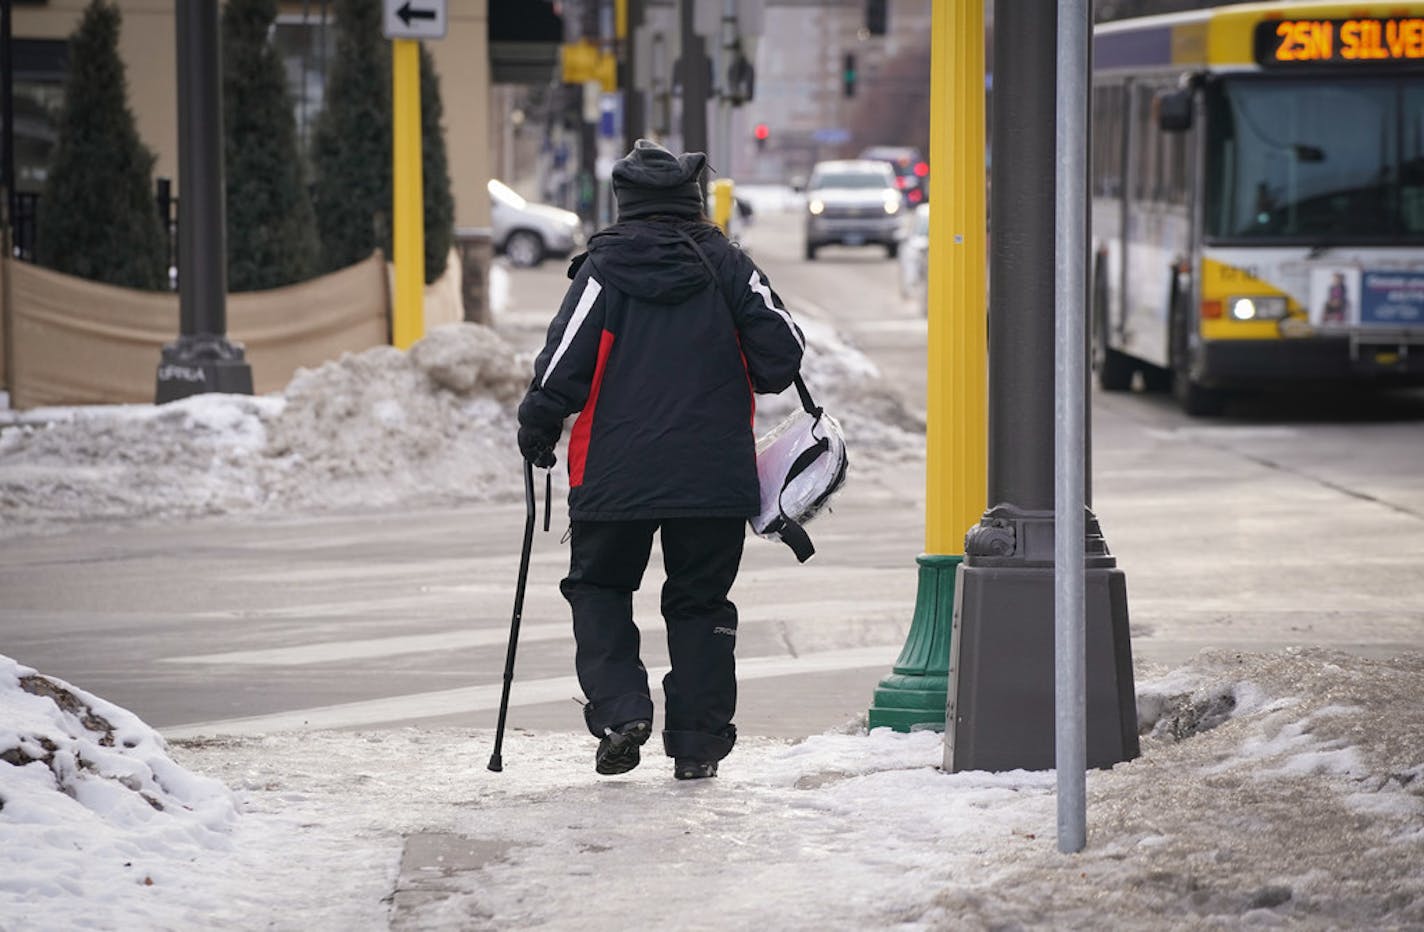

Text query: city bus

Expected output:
[1090,2,1424,415]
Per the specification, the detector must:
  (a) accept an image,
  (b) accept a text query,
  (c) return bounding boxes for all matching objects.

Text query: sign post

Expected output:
[383,0,445,350]
[1054,0,1089,856]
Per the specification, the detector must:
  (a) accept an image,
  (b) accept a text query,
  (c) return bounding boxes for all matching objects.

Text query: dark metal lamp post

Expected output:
[944,0,1139,773]
[155,0,252,404]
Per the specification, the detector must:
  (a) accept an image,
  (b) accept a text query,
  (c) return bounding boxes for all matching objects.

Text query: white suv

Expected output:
[803,160,902,261]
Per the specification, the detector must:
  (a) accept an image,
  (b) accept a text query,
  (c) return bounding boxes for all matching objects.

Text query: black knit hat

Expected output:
[611,139,707,220]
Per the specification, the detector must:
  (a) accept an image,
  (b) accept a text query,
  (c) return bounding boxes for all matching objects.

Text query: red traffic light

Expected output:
[754,123,770,141]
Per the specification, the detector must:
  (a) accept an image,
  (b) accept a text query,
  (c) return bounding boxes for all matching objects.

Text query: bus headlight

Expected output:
[1229,295,1288,321]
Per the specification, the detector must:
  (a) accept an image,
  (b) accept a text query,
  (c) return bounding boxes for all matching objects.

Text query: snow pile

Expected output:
[0,655,238,899]
[928,647,1424,929]
[5,648,1421,929]
[0,314,918,536]
[260,323,527,513]
[757,314,924,461]
[0,653,388,928]
[0,324,530,535]
[0,394,281,526]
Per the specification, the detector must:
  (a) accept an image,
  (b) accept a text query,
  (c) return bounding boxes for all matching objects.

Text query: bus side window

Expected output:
[1153,87,1194,208]
[1161,103,1190,208]
[1133,85,1161,204]
[1092,83,1125,199]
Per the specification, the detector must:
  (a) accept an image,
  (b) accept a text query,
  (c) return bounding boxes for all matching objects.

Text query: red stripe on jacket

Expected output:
[568,329,616,487]
[736,335,755,427]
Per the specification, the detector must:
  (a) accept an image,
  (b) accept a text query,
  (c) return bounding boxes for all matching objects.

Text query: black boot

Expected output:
[674,758,718,780]
[595,720,652,775]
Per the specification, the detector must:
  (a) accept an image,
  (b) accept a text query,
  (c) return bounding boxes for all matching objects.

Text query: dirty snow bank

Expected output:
[0,324,529,534]
[0,314,921,536]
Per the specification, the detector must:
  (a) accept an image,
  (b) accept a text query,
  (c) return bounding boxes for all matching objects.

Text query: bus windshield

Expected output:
[1204,76,1424,244]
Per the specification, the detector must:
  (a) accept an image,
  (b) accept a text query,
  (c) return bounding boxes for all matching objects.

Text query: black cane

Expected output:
[488,460,538,772]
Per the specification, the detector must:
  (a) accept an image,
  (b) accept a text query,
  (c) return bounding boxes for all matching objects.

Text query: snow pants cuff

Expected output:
[661,725,736,763]
[583,692,655,739]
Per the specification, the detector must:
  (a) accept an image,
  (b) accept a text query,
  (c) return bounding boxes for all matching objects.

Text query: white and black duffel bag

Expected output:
[750,376,848,563]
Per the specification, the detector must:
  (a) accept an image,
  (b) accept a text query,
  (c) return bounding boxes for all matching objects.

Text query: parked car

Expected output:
[858,145,929,207]
[898,202,930,312]
[489,179,584,268]
[803,159,902,261]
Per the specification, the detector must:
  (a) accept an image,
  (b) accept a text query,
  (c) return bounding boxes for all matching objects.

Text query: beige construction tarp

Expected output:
[1,253,391,410]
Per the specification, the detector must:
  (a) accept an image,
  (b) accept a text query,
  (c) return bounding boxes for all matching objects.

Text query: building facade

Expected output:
[7,0,492,274]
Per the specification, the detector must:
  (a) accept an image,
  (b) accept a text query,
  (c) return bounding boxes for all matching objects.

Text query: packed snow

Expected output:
[0,317,921,538]
[2,648,1421,929]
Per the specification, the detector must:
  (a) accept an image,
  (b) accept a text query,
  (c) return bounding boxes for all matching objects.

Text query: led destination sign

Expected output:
[1256,18,1424,66]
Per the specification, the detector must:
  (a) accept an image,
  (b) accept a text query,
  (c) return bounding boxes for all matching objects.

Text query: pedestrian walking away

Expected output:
[516,139,806,780]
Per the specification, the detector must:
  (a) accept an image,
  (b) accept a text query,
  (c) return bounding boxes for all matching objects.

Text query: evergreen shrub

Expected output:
[35,0,167,290]
[222,0,321,291]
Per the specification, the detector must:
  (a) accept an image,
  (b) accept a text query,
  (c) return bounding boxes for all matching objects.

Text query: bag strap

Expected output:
[781,435,830,488]
[765,514,815,563]
[673,227,820,418]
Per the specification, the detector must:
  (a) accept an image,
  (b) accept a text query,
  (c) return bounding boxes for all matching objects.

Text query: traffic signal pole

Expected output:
[679,0,708,154]
[622,0,645,150]
[712,0,736,177]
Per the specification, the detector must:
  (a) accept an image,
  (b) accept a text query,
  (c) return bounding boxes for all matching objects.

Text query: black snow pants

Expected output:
[561,517,744,764]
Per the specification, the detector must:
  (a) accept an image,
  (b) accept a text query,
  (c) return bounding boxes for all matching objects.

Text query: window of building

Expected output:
[273,9,336,158]
[11,39,69,195]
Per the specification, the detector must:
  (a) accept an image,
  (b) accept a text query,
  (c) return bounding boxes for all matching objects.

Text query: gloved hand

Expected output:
[517,424,558,469]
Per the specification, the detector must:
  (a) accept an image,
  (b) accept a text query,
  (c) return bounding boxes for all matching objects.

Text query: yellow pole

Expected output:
[391,38,424,350]
[865,0,986,731]
[926,0,987,554]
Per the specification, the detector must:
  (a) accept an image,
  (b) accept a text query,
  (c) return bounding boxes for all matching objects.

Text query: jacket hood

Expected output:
[586,220,722,304]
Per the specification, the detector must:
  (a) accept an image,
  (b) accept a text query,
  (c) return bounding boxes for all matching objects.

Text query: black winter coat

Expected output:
[518,218,805,521]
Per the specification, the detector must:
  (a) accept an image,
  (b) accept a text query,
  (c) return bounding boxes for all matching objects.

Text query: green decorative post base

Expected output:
[867,554,961,732]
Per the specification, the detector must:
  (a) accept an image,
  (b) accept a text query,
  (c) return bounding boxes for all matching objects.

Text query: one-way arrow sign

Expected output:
[398,2,435,26]
[383,0,446,40]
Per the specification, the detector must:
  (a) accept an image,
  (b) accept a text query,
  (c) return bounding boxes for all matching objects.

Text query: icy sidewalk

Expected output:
[7,648,1423,930]
[164,647,1424,930]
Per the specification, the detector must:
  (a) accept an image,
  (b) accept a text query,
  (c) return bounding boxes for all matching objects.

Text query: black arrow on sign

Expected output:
[397,1,436,26]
